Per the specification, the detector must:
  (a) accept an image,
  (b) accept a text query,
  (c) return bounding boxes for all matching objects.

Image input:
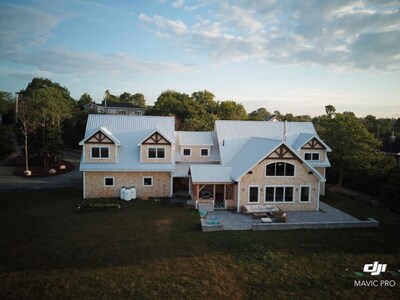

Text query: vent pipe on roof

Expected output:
[222,139,225,146]
[283,119,287,142]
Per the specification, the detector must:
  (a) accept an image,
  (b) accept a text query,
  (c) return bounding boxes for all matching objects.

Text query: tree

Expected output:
[317,111,388,186]
[132,93,146,108]
[217,101,248,120]
[248,107,271,120]
[19,78,74,166]
[191,90,218,114]
[325,105,336,118]
[0,91,15,124]
[77,93,93,108]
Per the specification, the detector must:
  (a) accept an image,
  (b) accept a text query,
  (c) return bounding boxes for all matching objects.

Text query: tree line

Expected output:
[0,77,399,211]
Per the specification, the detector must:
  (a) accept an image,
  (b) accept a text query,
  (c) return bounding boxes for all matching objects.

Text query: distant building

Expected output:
[383,136,400,167]
[84,101,144,115]
[265,115,281,122]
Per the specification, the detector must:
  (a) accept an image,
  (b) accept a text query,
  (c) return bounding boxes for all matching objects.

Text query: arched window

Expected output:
[266,162,295,176]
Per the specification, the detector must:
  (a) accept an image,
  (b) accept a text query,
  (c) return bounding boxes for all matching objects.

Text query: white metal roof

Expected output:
[79,126,121,146]
[291,133,332,152]
[215,120,324,164]
[80,115,175,172]
[177,131,214,146]
[190,165,233,183]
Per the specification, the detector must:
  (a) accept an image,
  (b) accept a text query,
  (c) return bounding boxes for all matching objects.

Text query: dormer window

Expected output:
[91,146,109,159]
[201,148,209,157]
[148,147,165,159]
[304,153,320,161]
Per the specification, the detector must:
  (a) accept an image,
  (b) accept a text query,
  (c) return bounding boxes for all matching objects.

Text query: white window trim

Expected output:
[118,110,127,115]
[265,162,296,177]
[200,147,210,157]
[90,145,110,159]
[104,176,115,187]
[147,147,166,159]
[182,148,192,157]
[300,185,311,203]
[248,185,260,203]
[264,185,295,203]
[143,176,153,187]
[304,152,320,161]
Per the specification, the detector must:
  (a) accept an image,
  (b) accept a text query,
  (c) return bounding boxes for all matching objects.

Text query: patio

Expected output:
[200,202,379,231]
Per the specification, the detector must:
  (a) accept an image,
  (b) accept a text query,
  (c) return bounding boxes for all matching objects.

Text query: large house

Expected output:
[84,101,145,115]
[79,115,331,212]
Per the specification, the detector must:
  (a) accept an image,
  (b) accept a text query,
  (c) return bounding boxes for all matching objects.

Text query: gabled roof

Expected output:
[228,137,325,182]
[292,133,332,152]
[80,115,175,172]
[78,126,121,146]
[177,131,214,146]
[137,129,175,146]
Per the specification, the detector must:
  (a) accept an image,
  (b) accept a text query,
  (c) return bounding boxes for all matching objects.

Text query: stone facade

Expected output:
[84,171,171,199]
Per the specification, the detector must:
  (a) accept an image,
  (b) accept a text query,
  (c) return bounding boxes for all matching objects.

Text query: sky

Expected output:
[0,0,399,118]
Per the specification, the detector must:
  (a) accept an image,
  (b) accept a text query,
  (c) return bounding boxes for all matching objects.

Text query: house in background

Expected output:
[79,115,331,212]
[84,101,145,115]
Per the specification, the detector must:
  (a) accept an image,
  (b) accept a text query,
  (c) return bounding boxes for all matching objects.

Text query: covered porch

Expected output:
[192,183,236,210]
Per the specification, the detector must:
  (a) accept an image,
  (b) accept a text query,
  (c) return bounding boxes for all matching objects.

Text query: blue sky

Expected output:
[0,0,399,117]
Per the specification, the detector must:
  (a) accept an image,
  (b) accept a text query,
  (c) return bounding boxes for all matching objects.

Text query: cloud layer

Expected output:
[140,0,400,71]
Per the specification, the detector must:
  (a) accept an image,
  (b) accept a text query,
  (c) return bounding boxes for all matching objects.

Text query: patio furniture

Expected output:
[273,212,287,223]
[244,204,280,215]
[261,217,273,223]
[253,212,268,218]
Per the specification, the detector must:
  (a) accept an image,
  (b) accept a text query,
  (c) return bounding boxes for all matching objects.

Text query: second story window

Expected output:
[201,148,209,157]
[182,148,191,156]
[148,147,165,159]
[305,153,320,161]
[91,146,109,159]
[266,162,295,177]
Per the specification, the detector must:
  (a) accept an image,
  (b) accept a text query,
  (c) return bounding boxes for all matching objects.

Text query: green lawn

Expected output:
[0,190,399,299]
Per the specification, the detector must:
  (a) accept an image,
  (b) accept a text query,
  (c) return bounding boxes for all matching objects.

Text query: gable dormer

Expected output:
[139,130,174,164]
[79,127,120,164]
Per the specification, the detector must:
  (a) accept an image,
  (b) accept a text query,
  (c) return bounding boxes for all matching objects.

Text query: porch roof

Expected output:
[190,165,233,184]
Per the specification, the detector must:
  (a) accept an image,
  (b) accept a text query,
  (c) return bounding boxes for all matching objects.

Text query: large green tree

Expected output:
[77,93,93,108]
[248,107,271,121]
[217,101,248,120]
[316,111,394,186]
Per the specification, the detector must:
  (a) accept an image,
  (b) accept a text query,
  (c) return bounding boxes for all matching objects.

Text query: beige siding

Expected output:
[180,146,212,163]
[140,145,173,164]
[84,144,117,164]
[84,171,171,199]
[239,159,319,211]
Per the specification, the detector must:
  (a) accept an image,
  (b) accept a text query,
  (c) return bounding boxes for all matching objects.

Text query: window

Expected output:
[104,177,114,187]
[118,110,127,115]
[265,186,294,202]
[248,186,259,203]
[265,162,295,176]
[300,186,310,202]
[91,146,109,159]
[183,148,191,156]
[305,153,320,161]
[201,148,209,157]
[148,147,165,159]
[143,176,153,187]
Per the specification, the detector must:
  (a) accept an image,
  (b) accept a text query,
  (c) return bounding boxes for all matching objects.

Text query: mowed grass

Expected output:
[0,190,399,299]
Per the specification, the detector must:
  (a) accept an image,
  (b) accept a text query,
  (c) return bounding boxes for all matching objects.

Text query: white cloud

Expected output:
[139,0,400,71]
[172,0,185,8]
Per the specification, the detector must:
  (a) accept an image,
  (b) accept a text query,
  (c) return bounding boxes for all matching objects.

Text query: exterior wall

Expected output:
[239,159,320,211]
[84,171,171,199]
[140,145,173,164]
[179,146,212,163]
[315,167,326,195]
[84,144,117,164]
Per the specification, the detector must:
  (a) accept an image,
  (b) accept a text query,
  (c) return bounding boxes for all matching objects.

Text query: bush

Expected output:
[380,167,400,212]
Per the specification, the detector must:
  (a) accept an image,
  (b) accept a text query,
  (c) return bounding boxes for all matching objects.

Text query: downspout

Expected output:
[317,180,320,211]
[236,180,241,213]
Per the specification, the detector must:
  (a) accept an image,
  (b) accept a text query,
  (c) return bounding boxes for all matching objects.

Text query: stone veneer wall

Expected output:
[239,159,319,211]
[84,171,171,199]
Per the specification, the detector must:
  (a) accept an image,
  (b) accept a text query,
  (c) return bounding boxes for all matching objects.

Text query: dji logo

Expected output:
[363,261,387,276]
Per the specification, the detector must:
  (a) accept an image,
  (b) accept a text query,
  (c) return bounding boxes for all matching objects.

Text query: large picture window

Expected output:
[148,147,165,159]
[91,146,109,159]
[266,162,295,176]
[265,186,294,202]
